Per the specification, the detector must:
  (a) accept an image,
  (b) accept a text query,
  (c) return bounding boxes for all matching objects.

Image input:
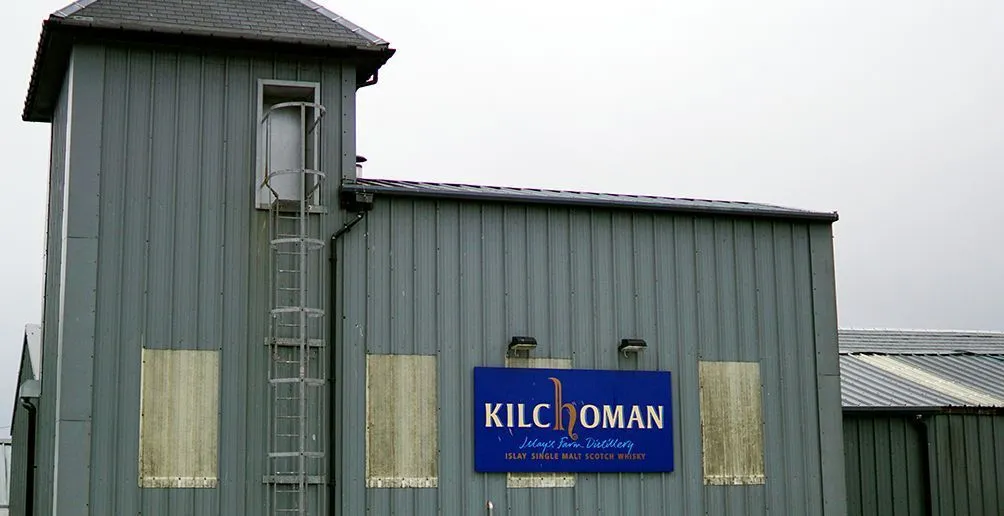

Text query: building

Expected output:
[10,0,846,514]
[2,437,10,516]
[840,329,1004,516]
[7,324,40,516]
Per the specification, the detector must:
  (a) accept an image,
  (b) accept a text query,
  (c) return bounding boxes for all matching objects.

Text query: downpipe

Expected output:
[327,211,367,515]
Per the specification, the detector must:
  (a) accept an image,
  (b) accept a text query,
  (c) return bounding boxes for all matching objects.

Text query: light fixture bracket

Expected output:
[618,338,647,356]
[508,336,538,357]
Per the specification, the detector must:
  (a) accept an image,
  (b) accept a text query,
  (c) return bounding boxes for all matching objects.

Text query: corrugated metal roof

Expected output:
[1,439,10,512]
[839,328,1004,354]
[839,356,970,409]
[342,178,840,222]
[839,329,1004,410]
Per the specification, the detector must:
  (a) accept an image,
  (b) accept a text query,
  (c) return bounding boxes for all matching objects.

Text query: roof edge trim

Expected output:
[23,21,394,122]
[842,406,1004,415]
[53,0,101,18]
[297,0,387,45]
[341,180,840,222]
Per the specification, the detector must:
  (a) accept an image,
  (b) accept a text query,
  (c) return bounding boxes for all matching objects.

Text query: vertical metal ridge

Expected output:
[138,68,159,516]
[224,54,253,516]
[435,200,458,513]
[92,44,128,516]
[35,67,68,516]
[174,53,202,352]
[799,226,819,512]
[673,217,697,513]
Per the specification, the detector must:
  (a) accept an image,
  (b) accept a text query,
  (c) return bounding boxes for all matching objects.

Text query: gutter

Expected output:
[340,182,840,223]
[24,19,395,121]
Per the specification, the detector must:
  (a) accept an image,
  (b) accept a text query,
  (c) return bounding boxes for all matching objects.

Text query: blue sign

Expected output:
[473,367,673,473]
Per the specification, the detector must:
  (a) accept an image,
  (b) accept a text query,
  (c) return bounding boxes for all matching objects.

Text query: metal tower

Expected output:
[261,100,328,516]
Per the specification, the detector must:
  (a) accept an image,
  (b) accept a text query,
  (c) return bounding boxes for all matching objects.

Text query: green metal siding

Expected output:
[929,414,1004,516]
[8,347,34,516]
[29,35,845,516]
[34,61,69,516]
[333,198,843,515]
[844,413,1004,516]
[33,41,356,515]
[843,415,928,516]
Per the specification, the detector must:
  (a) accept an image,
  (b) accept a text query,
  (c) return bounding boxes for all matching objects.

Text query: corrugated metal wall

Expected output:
[26,36,844,516]
[32,42,355,515]
[33,58,68,516]
[929,414,1004,516]
[843,415,927,516]
[333,198,843,515]
[1,440,10,516]
[7,347,33,516]
[844,413,1004,516]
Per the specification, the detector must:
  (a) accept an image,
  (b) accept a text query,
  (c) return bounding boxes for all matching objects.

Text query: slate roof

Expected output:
[53,0,387,48]
[24,0,394,121]
[341,178,840,222]
[839,329,1004,411]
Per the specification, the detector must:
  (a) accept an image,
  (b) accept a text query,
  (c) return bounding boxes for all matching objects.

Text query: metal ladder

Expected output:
[262,101,327,516]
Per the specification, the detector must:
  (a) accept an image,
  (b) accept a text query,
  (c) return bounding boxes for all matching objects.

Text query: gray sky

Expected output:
[2,1,1002,436]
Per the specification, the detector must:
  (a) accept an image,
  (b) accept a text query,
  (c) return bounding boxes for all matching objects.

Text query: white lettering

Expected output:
[627,405,644,429]
[603,405,624,429]
[580,405,600,429]
[506,403,515,427]
[517,403,532,428]
[533,403,550,428]
[485,403,503,428]
[647,405,664,429]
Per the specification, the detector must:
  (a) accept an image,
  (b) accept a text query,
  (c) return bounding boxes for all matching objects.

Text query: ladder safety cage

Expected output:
[261,100,328,516]
[260,101,328,210]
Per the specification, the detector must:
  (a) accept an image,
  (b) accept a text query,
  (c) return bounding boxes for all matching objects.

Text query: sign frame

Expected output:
[473,366,674,473]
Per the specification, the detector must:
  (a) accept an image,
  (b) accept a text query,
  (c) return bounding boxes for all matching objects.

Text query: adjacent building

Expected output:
[841,329,1004,516]
[9,0,846,514]
[2,437,10,516]
[7,325,40,516]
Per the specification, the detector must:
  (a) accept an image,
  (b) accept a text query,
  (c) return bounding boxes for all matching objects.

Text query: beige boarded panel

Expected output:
[139,349,219,488]
[366,354,438,488]
[504,357,575,489]
[698,361,766,485]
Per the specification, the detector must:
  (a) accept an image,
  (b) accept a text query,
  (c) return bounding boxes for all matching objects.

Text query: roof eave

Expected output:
[23,17,395,123]
[340,181,841,223]
[843,406,1004,416]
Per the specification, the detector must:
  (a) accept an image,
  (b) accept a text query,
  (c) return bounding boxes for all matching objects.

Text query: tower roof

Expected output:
[24,0,394,122]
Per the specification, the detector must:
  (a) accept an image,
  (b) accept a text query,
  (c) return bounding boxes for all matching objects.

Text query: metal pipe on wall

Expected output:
[327,211,367,514]
[913,414,934,516]
[19,398,37,516]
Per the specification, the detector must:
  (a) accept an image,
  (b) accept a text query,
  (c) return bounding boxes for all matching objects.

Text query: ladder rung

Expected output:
[270,378,325,386]
[272,307,324,317]
[264,475,327,485]
[268,338,325,348]
[269,451,324,458]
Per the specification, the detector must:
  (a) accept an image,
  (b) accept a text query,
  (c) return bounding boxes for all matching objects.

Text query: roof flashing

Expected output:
[52,0,102,18]
[341,178,839,222]
[297,0,387,45]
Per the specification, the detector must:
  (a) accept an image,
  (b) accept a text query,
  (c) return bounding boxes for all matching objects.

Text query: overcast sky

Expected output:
[2,1,1002,435]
